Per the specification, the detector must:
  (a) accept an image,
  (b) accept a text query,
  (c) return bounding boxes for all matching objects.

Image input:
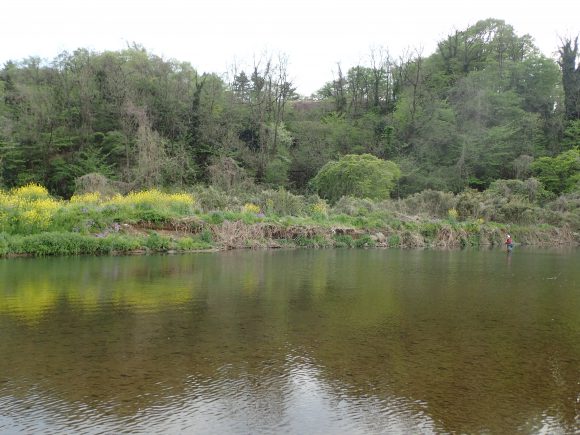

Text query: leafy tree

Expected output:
[311,154,400,202]
[531,148,580,194]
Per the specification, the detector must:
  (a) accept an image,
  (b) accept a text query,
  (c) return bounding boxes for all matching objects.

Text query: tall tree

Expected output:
[558,37,580,121]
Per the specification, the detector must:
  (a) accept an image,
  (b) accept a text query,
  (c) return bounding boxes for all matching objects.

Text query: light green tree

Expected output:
[311,153,401,202]
[531,148,580,194]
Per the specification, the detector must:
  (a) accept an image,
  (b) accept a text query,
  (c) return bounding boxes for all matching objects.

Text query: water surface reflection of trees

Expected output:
[0,250,578,433]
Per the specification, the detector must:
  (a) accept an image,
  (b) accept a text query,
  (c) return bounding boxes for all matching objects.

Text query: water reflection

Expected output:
[0,249,579,433]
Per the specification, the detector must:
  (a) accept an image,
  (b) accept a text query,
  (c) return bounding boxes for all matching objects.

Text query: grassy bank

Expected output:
[0,184,578,257]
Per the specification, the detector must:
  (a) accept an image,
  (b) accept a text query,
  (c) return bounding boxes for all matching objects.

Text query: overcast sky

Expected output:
[2,0,579,95]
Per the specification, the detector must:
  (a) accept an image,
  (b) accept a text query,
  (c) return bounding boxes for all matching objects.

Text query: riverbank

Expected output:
[1,217,577,258]
[1,184,578,258]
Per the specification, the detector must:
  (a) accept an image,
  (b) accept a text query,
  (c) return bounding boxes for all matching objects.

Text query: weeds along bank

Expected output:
[0,184,578,257]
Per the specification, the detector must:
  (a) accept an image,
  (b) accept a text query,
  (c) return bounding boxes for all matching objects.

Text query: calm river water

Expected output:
[0,248,579,434]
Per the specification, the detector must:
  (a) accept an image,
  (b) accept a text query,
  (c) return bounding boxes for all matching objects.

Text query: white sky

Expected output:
[2,0,579,95]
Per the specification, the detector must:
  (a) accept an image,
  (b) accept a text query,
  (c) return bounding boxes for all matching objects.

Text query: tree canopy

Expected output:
[0,20,578,200]
[311,154,401,202]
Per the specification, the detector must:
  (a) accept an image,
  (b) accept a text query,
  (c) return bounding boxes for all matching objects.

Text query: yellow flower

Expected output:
[70,192,102,204]
[11,183,50,201]
[242,203,261,214]
[103,189,195,211]
[311,200,328,216]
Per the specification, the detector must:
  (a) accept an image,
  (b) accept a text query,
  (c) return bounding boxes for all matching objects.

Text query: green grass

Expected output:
[0,231,215,257]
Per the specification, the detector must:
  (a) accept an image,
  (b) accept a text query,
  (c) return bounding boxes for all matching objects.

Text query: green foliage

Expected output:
[312,154,401,203]
[206,211,225,224]
[387,235,400,247]
[354,234,376,248]
[333,234,354,248]
[332,196,379,216]
[294,234,331,248]
[145,232,172,251]
[199,229,213,244]
[531,149,580,195]
[486,178,554,204]
[255,188,306,216]
[0,22,575,233]
[177,236,213,250]
[399,189,455,218]
[562,120,580,150]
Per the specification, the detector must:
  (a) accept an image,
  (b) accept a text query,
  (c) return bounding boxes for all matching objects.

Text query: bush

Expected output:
[333,234,354,247]
[145,232,172,251]
[354,234,376,248]
[486,178,554,204]
[399,189,456,218]
[200,229,213,244]
[332,196,378,216]
[192,185,234,212]
[312,154,401,203]
[254,188,306,217]
[206,211,225,224]
[455,189,483,220]
[388,235,400,247]
[0,233,8,255]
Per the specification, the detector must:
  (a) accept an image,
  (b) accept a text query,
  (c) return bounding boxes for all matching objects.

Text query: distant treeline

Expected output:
[0,18,578,199]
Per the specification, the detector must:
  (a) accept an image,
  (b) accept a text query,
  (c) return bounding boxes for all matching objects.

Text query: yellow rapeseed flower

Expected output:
[70,192,102,204]
[311,200,328,216]
[242,203,261,214]
[11,183,50,201]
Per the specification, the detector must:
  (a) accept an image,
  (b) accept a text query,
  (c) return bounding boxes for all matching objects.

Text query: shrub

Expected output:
[486,178,554,204]
[191,185,234,212]
[206,211,225,224]
[0,233,8,255]
[333,234,354,247]
[200,229,213,244]
[455,189,483,220]
[292,233,331,248]
[255,188,306,217]
[354,234,376,248]
[447,208,459,221]
[399,189,456,218]
[388,235,400,247]
[332,196,377,216]
[11,183,50,201]
[145,232,172,251]
[312,154,401,203]
[310,200,329,218]
[242,203,261,214]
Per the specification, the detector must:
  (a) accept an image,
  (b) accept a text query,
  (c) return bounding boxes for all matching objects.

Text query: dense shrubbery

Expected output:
[0,181,577,257]
[0,184,196,235]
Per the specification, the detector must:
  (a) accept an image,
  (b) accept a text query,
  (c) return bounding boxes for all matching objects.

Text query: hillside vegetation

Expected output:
[0,19,579,256]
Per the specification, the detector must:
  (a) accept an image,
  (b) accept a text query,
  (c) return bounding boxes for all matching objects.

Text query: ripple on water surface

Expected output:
[0,249,579,433]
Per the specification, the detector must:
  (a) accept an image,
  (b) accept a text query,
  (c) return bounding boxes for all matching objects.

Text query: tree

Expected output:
[558,37,580,121]
[531,148,580,195]
[311,153,401,202]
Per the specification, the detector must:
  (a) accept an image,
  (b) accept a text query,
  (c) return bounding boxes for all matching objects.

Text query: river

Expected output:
[0,248,578,434]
